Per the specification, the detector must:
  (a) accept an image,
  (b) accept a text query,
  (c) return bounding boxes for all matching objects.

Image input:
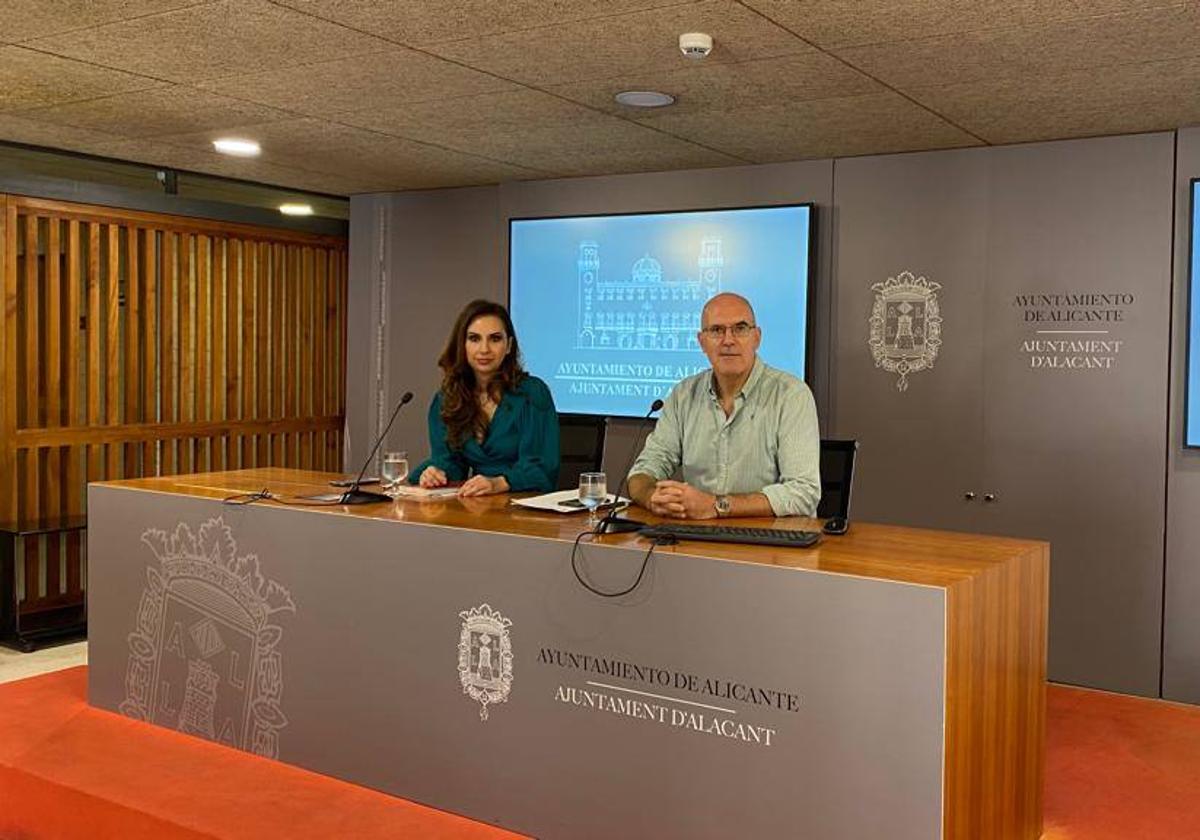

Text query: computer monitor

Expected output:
[509,204,815,418]
[1187,180,1200,448]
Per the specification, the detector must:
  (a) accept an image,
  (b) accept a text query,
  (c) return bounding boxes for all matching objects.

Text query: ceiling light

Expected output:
[614,90,675,108]
[279,203,314,216]
[213,138,261,157]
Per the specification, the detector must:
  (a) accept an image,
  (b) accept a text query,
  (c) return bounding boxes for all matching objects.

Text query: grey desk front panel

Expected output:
[88,486,945,839]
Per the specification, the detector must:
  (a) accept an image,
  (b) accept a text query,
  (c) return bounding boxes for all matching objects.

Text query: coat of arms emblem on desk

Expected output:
[121,517,296,758]
[458,603,513,721]
[869,270,943,392]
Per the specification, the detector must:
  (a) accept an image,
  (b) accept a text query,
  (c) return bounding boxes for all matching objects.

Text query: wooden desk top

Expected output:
[94,467,1046,589]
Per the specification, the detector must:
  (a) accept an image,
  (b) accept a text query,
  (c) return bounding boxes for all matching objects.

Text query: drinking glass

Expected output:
[381,451,409,497]
[578,472,607,528]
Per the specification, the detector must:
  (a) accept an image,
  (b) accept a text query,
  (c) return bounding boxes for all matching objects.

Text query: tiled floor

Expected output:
[0,640,87,685]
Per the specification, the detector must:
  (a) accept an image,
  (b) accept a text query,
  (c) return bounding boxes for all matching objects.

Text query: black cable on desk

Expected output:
[221,490,352,508]
[222,489,273,505]
[570,527,663,598]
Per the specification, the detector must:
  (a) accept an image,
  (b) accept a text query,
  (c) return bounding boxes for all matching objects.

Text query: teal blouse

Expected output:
[409,376,560,492]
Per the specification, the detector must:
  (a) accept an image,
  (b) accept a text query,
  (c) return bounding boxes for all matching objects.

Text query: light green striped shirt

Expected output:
[629,358,821,517]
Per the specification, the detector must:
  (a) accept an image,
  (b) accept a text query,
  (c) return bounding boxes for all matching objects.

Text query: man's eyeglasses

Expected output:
[701,321,757,340]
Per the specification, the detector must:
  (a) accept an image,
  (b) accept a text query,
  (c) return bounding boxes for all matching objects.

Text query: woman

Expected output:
[410,299,559,496]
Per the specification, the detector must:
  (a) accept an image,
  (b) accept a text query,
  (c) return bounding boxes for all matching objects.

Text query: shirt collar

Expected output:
[707,356,765,401]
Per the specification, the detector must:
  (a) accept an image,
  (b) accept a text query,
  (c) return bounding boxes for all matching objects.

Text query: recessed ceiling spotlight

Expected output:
[212,138,261,157]
[614,90,676,108]
[279,203,314,216]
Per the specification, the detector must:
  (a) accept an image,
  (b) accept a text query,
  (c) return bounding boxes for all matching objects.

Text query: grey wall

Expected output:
[347,130,1193,700]
[347,187,503,473]
[832,134,1173,696]
[1164,127,1200,704]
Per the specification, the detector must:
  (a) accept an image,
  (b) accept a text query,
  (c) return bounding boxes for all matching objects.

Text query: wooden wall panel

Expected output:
[46,220,62,510]
[86,223,101,487]
[0,199,13,524]
[212,238,226,472]
[23,217,40,522]
[0,193,347,627]
[66,220,82,518]
[123,226,139,476]
[256,242,270,466]
[161,231,177,475]
[105,223,120,479]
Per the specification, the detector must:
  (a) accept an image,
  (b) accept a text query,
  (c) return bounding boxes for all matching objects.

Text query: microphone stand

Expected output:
[596,399,663,534]
[341,391,414,505]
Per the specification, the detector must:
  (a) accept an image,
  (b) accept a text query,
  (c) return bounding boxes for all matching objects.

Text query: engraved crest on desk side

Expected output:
[457,604,513,721]
[120,517,297,758]
[869,270,943,392]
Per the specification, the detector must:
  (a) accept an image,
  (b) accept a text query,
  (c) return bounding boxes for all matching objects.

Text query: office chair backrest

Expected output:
[817,439,858,519]
[556,414,608,491]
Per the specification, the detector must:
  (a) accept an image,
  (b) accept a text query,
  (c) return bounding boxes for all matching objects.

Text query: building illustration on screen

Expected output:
[576,238,722,351]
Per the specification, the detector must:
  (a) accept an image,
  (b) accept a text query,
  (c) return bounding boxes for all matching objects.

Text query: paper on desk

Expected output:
[510,489,629,514]
[389,484,462,500]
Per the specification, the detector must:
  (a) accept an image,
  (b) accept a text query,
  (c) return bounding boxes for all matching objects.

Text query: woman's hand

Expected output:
[457,474,510,497]
[419,466,448,488]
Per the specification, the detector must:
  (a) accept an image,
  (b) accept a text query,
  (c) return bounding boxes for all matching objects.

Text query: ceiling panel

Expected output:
[742,0,1187,49]
[14,86,291,138]
[68,135,382,193]
[0,0,208,44]
[271,0,690,46]
[482,124,740,177]
[149,117,551,188]
[341,88,609,139]
[549,51,880,116]
[910,56,1200,144]
[425,0,810,86]
[0,46,162,112]
[338,87,739,174]
[0,0,1196,196]
[633,91,982,162]
[0,112,127,152]
[837,3,1200,88]
[24,0,391,83]
[195,46,521,117]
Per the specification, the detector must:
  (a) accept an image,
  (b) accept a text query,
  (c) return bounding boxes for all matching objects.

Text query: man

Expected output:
[628,293,821,519]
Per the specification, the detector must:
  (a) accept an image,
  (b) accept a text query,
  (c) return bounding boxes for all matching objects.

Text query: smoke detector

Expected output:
[679,32,713,59]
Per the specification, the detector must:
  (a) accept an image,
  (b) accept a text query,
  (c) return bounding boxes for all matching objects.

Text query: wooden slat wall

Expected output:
[0,194,348,622]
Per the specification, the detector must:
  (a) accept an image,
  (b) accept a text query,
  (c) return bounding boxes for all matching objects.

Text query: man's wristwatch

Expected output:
[714,495,732,518]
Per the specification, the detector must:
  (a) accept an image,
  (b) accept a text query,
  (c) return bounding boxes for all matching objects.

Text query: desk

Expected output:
[87,468,1047,840]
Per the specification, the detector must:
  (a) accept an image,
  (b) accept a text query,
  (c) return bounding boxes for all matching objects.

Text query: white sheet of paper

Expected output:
[510,489,629,514]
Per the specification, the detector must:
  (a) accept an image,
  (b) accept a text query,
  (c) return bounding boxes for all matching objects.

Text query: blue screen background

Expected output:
[509,205,812,417]
[1189,183,1200,446]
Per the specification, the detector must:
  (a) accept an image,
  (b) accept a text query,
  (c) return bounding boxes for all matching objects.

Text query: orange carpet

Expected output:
[0,667,527,840]
[1042,684,1200,839]
[3,669,1200,839]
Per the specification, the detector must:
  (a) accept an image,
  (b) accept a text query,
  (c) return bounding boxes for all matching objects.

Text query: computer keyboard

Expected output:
[639,523,821,548]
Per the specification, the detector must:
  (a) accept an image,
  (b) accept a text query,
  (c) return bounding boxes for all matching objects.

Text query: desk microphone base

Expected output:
[596,516,645,534]
[340,489,394,505]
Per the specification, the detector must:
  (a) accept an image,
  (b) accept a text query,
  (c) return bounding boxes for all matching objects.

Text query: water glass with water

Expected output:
[578,472,607,527]
[382,451,408,497]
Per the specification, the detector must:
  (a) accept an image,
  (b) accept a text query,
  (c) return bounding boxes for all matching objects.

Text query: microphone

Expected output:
[596,398,663,534]
[340,391,414,505]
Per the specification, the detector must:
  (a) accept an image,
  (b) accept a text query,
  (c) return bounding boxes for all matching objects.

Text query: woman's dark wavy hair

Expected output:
[438,299,526,449]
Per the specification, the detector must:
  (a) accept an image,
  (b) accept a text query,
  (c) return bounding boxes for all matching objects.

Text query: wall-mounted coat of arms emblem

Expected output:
[868,271,943,391]
[457,603,513,721]
[120,517,296,758]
